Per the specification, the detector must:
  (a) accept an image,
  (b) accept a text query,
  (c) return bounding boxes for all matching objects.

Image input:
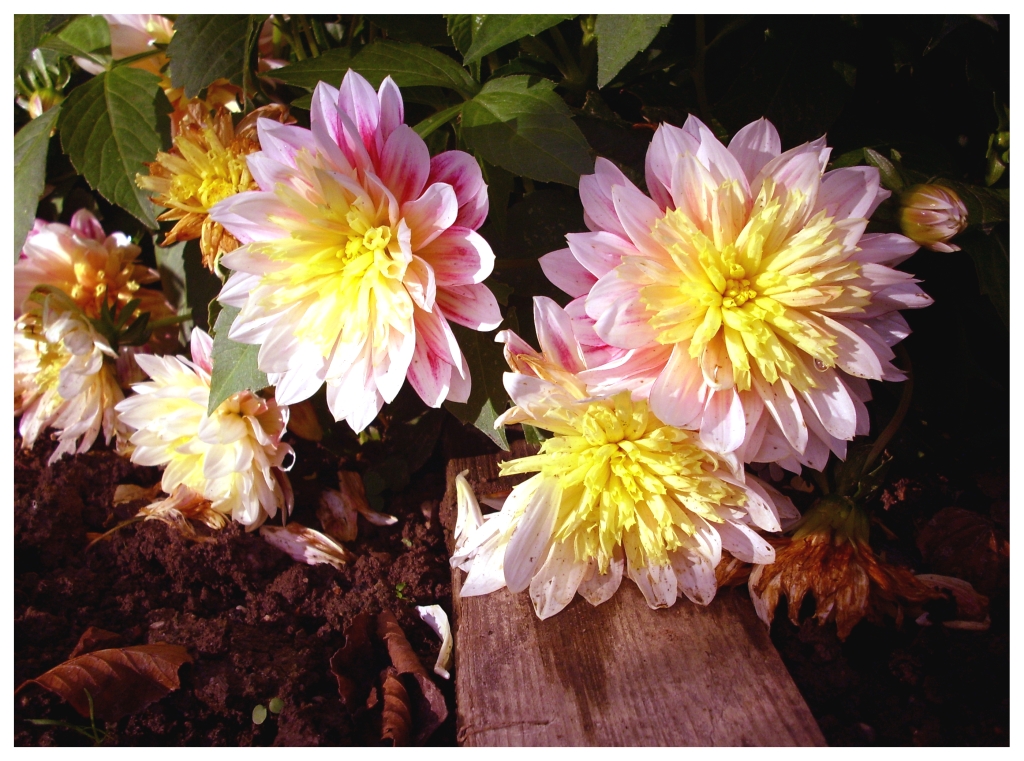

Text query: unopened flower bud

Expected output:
[899,184,968,252]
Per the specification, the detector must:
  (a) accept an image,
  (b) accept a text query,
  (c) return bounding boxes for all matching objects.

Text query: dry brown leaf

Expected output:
[377,610,448,743]
[317,489,359,543]
[260,522,355,569]
[916,573,991,630]
[329,611,375,710]
[113,484,162,505]
[715,551,752,588]
[339,470,398,526]
[16,644,193,721]
[68,627,122,659]
[380,667,412,747]
[917,507,1009,594]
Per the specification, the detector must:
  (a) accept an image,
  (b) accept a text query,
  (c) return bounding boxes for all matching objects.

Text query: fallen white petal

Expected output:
[260,522,355,570]
[415,604,453,680]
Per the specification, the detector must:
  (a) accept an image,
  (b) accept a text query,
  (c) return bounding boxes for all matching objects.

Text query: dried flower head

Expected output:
[543,116,932,473]
[15,298,125,464]
[114,329,294,528]
[899,184,969,252]
[137,104,294,271]
[452,297,797,619]
[209,70,499,432]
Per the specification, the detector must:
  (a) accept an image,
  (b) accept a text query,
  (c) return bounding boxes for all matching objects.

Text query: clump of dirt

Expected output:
[14,432,456,746]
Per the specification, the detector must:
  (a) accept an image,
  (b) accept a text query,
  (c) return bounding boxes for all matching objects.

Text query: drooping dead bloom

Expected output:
[748,495,941,639]
[137,103,294,271]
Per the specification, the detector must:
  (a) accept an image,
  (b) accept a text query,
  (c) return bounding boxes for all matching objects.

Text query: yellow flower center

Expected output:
[500,392,743,573]
[37,339,69,400]
[638,178,871,392]
[168,127,255,212]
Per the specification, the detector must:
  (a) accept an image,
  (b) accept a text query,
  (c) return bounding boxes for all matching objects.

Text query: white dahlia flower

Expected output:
[114,329,294,528]
[15,299,124,464]
[209,69,500,432]
[542,116,933,472]
[451,297,797,619]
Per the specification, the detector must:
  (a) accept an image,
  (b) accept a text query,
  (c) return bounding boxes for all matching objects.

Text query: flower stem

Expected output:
[864,344,914,473]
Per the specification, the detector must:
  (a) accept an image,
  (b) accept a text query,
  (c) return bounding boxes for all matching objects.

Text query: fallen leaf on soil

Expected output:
[415,605,453,680]
[260,522,355,569]
[16,644,193,721]
[68,627,122,658]
[113,484,163,505]
[377,610,448,743]
[917,507,1009,594]
[339,469,398,526]
[915,574,991,630]
[317,488,359,543]
[380,667,412,747]
[715,551,752,588]
[329,611,376,709]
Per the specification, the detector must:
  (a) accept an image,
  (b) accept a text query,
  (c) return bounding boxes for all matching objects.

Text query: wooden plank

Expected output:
[441,447,826,747]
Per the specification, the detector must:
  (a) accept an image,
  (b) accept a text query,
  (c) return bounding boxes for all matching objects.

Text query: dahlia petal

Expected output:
[611,183,666,259]
[339,69,381,153]
[407,332,452,408]
[793,403,833,470]
[417,227,494,286]
[530,540,589,620]
[403,182,459,250]
[693,122,751,196]
[256,117,320,170]
[436,283,502,331]
[760,150,821,211]
[854,233,920,266]
[865,283,935,316]
[566,230,637,278]
[800,368,858,441]
[209,193,297,244]
[576,550,625,607]
[374,326,416,404]
[380,124,430,206]
[588,276,658,349]
[460,526,510,596]
[377,76,404,143]
[699,387,746,453]
[326,348,384,432]
[737,475,783,533]
[226,300,295,345]
[309,82,354,174]
[645,122,700,209]
[751,373,808,453]
[865,311,911,347]
[190,328,214,373]
[446,353,472,403]
[727,118,782,182]
[538,249,592,301]
[817,166,883,222]
[649,344,705,427]
[429,151,489,231]
[717,520,775,565]
[821,316,885,380]
[579,158,631,237]
[503,478,559,594]
[246,154,300,196]
[533,296,586,374]
[628,558,678,610]
[405,256,437,311]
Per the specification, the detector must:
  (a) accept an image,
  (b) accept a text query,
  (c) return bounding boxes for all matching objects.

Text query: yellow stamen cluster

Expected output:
[641,178,871,392]
[500,391,744,573]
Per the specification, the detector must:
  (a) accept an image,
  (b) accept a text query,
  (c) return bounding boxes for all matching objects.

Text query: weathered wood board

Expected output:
[441,445,826,747]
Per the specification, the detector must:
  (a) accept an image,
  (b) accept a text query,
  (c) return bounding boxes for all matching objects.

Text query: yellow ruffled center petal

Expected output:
[500,391,743,573]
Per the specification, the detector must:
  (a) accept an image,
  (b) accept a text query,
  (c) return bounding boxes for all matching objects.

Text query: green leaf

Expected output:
[267,47,352,90]
[444,323,511,451]
[154,239,223,337]
[15,14,53,77]
[13,106,60,257]
[349,41,479,98]
[863,148,905,193]
[462,75,592,186]
[962,227,1009,330]
[446,15,474,56]
[595,15,671,88]
[364,15,451,48]
[58,68,170,228]
[522,424,549,447]
[413,103,464,139]
[207,305,269,415]
[462,15,575,64]
[167,15,250,98]
[38,15,110,68]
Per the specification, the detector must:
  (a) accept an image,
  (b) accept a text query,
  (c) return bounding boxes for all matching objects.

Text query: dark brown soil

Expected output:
[14,429,459,746]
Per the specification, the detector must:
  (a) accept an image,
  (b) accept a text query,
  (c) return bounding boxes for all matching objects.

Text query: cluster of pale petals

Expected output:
[451,297,799,620]
[15,300,125,465]
[541,115,933,473]
[210,70,501,433]
[115,329,294,529]
[75,14,174,76]
[14,209,171,325]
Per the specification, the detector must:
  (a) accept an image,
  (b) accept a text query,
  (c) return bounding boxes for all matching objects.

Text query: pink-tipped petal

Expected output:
[339,69,381,154]
[429,151,489,231]
[566,230,637,278]
[611,183,666,259]
[189,328,214,373]
[403,182,459,250]
[380,124,430,206]
[377,76,404,142]
[579,158,630,237]
[540,248,597,298]
[533,296,586,374]
[309,82,354,174]
[436,283,502,331]
[728,118,782,182]
[649,344,706,427]
[417,227,494,286]
[407,332,453,408]
[853,233,920,266]
[817,166,882,221]
[645,122,700,210]
[209,193,298,244]
[257,117,320,170]
[588,275,657,349]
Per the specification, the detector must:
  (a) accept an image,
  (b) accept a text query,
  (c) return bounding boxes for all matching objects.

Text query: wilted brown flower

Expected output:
[136,102,294,271]
[748,495,942,640]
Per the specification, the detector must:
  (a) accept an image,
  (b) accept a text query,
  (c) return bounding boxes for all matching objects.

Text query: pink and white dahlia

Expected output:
[15,298,124,464]
[542,116,933,472]
[451,297,798,619]
[115,329,294,528]
[209,70,500,432]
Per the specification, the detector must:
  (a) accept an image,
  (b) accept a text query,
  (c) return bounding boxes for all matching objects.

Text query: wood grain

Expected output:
[442,447,826,747]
